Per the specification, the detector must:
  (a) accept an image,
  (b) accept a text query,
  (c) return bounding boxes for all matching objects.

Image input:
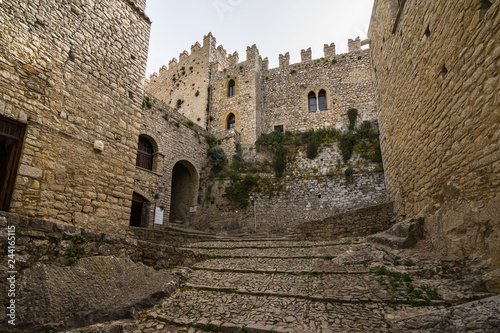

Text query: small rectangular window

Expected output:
[274,125,284,133]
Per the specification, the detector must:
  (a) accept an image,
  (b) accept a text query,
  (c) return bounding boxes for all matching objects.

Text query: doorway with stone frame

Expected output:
[169,160,198,225]
[0,116,25,212]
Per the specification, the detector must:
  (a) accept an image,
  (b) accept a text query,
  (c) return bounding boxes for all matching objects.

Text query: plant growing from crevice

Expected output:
[66,235,89,264]
[344,167,354,178]
[142,95,152,109]
[339,132,357,163]
[208,147,227,173]
[274,143,286,178]
[223,174,259,208]
[347,108,358,130]
[306,140,319,159]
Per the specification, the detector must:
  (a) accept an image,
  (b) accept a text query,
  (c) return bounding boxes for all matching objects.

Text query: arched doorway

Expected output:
[129,192,151,228]
[170,161,198,225]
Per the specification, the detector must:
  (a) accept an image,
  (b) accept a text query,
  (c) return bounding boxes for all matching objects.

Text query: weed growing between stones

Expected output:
[201,322,218,332]
[142,95,152,109]
[370,266,443,306]
[347,108,358,130]
[66,235,89,264]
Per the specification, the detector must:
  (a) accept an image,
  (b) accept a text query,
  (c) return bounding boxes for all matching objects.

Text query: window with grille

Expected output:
[227,113,236,130]
[136,135,154,170]
[308,92,317,112]
[228,80,235,97]
[318,90,327,110]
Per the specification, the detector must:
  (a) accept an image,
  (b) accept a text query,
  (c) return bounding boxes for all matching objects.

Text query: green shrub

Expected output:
[344,167,354,177]
[306,140,319,159]
[207,147,227,172]
[347,108,358,130]
[204,134,218,148]
[274,143,286,178]
[142,96,152,109]
[223,174,259,208]
[255,131,284,150]
[187,120,194,127]
[339,132,357,163]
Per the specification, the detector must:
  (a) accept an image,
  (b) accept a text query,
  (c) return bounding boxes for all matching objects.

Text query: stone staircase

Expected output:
[70,235,498,333]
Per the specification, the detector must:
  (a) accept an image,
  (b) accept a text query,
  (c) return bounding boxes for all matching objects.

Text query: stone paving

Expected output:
[70,236,498,333]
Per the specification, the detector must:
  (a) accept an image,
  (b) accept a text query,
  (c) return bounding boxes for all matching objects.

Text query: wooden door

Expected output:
[0,117,25,212]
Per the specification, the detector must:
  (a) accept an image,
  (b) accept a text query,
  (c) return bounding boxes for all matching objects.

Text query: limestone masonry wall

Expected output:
[262,48,376,134]
[147,34,377,150]
[192,146,388,234]
[0,211,207,332]
[0,0,151,235]
[145,33,226,128]
[135,97,208,226]
[369,0,499,271]
[295,202,394,241]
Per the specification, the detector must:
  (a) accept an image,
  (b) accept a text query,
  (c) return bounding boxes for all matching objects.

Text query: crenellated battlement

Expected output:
[301,48,312,63]
[348,37,362,52]
[227,52,239,68]
[148,33,368,81]
[205,36,368,73]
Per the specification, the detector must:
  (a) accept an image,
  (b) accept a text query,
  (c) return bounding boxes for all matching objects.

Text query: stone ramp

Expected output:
[69,236,496,333]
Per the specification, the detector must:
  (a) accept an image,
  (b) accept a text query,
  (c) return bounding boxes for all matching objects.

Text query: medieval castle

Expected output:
[0,0,498,331]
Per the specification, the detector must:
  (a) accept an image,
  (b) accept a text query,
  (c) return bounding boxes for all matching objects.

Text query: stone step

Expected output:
[143,289,391,333]
[180,245,352,258]
[192,257,370,273]
[181,239,356,249]
[184,270,389,302]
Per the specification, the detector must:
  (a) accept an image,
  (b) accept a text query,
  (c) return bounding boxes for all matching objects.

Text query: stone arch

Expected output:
[222,110,240,131]
[169,160,199,225]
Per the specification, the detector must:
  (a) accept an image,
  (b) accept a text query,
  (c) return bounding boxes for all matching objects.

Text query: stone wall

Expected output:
[369,0,499,271]
[0,0,151,235]
[192,146,388,234]
[146,34,377,151]
[145,33,226,128]
[209,45,264,148]
[134,97,208,226]
[0,211,206,332]
[295,202,394,241]
[262,48,376,134]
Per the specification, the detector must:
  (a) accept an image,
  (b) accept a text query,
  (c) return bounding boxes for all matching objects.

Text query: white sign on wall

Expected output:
[154,207,164,225]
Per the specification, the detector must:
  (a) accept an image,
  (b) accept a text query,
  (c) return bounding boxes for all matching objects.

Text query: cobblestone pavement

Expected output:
[71,236,497,333]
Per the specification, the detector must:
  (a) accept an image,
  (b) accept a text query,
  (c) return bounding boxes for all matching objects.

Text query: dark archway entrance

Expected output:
[170,161,198,224]
[129,192,151,228]
[0,117,25,212]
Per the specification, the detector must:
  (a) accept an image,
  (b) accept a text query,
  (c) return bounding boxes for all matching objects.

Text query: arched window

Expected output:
[227,113,236,130]
[318,90,327,110]
[308,92,317,112]
[228,79,235,98]
[177,99,182,109]
[136,135,154,171]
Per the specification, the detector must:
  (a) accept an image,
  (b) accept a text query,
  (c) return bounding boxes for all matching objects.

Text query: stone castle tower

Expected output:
[145,34,376,152]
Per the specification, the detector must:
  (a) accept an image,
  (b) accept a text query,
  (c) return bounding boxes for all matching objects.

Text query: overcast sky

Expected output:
[144,0,375,78]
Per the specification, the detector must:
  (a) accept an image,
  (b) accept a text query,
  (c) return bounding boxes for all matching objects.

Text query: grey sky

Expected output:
[144,0,375,77]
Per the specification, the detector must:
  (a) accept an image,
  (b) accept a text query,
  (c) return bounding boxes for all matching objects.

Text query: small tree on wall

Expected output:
[347,108,358,130]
